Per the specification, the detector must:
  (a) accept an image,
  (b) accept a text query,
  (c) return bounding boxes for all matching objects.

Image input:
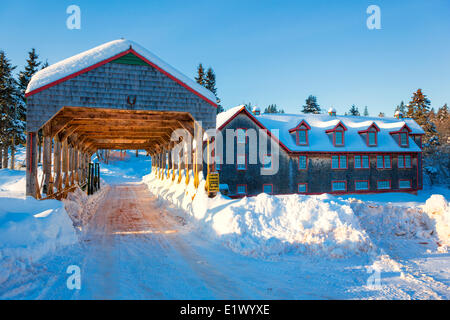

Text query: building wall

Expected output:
[218,113,421,196]
[26,61,216,132]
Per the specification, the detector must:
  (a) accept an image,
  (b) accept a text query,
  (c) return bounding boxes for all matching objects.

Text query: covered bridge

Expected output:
[25,39,217,198]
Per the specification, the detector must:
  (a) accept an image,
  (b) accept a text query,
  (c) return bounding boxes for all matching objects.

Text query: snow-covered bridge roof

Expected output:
[25,39,217,105]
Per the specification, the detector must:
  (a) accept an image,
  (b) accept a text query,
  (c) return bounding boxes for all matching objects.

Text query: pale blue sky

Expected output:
[1,0,449,116]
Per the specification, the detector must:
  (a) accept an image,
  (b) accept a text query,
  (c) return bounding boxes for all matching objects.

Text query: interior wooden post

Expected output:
[74,147,79,184]
[43,133,52,195]
[62,139,69,188]
[54,137,62,193]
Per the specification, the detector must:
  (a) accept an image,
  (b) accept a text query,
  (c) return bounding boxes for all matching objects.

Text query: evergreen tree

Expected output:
[437,103,448,121]
[204,67,223,114]
[407,89,439,146]
[195,63,205,86]
[435,104,449,144]
[14,48,41,148]
[264,104,284,114]
[395,101,407,115]
[41,59,49,70]
[363,106,369,116]
[0,51,21,168]
[302,95,321,114]
[348,104,360,116]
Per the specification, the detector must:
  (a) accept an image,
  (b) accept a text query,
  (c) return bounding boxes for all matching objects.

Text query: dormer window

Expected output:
[298,128,307,145]
[400,131,408,146]
[358,122,380,147]
[390,124,411,148]
[326,122,347,147]
[335,130,344,146]
[289,120,311,146]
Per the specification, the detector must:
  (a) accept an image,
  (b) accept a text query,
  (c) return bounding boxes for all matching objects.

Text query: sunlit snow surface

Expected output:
[0,149,448,299]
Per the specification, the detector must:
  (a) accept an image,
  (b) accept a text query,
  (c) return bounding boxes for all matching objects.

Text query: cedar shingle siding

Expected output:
[218,112,422,196]
[26,61,216,132]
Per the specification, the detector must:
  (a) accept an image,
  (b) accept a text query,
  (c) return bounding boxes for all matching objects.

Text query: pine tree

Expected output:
[0,51,20,169]
[436,103,448,122]
[302,95,321,114]
[363,106,369,116]
[204,67,223,114]
[435,104,449,144]
[41,60,49,70]
[395,101,407,115]
[349,105,360,116]
[407,89,439,146]
[195,63,205,86]
[17,48,41,122]
[264,104,284,113]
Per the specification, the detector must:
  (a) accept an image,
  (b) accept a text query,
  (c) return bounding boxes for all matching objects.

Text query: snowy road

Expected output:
[1,183,449,299]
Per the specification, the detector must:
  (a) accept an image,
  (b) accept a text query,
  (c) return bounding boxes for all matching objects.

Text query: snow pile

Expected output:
[349,200,435,240]
[422,195,450,248]
[63,184,109,228]
[0,197,77,284]
[143,171,374,258]
[348,195,449,252]
[0,169,27,198]
[209,193,374,258]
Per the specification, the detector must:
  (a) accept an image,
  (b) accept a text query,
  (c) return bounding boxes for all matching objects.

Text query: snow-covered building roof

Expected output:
[25,39,217,105]
[217,106,425,153]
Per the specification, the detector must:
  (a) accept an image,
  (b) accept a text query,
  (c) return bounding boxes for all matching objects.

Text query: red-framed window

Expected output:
[358,123,380,147]
[398,179,412,189]
[263,184,273,194]
[355,180,369,191]
[297,129,308,145]
[334,129,345,146]
[262,154,272,170]
[377,180,391,190]
[331,155,347,169]
[331,180,347,192]
[298,155,308,170]
[236,154,247,171]
[289,120,311,146]
[297,183,307,193]
[390,125,411,148]
[326,122,347,147]
[399,132,408,147]
[354,155,369,169]
[398,154,412,169]
[376,155,391,169]
[236,184,247,195]
[368,129,377,146]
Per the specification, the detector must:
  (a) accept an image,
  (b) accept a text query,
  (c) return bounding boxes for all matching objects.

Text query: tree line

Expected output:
[0,48,46,169]
[234,89,447,149]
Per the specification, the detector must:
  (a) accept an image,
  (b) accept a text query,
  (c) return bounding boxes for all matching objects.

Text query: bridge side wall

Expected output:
[26,61,216,132]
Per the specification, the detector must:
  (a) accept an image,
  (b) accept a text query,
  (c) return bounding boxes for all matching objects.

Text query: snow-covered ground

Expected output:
[0,149,449,299]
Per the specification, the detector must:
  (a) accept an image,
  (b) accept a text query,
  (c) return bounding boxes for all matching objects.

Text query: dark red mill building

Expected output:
[214,106,424,197]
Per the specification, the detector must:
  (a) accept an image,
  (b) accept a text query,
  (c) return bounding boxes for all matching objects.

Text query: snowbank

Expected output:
[422,195,450,249]
[64,183,109,228]
[0,197,77,283]
[144,171,450,259]
[143,171,374,258]
[348,194,449,251]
